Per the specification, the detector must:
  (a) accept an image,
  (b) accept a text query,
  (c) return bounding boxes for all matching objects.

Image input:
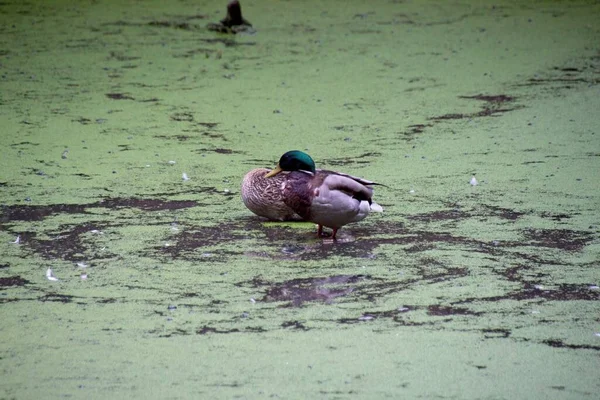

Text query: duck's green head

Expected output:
[265,150,316,177]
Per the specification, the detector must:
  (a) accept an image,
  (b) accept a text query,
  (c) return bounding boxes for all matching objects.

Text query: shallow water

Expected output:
[1,0,599,398]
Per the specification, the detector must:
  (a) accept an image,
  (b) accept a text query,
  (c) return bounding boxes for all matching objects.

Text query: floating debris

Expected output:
[76,262,88,268]
[207,0,254,34]
[182,172,190,181]
[46,268,59,282]
[168,160,176,165]
[470,176,478,186]
[358,314,374,321]
[80,273,88,280]
[61,149,69,159]
[250,298,256,303]
[12,235,20,244]
[90,229,104,235]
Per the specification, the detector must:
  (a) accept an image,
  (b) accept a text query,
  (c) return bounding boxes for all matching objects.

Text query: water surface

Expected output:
[1,0,599,398]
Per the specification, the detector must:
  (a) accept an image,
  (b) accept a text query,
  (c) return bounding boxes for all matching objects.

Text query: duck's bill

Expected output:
[264,165,283,178]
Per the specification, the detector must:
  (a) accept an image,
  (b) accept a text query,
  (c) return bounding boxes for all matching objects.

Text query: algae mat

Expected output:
[1,0,600,398]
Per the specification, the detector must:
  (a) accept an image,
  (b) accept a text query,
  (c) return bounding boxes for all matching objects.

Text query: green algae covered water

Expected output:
[1,0,599,398]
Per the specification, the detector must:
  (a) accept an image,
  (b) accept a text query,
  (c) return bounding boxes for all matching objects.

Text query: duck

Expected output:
[242,150,383,239]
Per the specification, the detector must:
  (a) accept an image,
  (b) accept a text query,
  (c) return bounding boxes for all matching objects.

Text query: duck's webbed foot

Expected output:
[317,225,339,240]
[317,224,324,237]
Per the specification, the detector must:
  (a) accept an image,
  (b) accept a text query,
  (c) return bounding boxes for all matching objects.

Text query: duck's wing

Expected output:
[317,169,379,187]
[316,169,379,201]
[316,173,372,202]
[317,170,384,216]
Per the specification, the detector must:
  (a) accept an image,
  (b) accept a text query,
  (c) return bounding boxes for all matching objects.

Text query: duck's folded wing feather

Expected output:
[320,174,373,202]
[317,169,380,187]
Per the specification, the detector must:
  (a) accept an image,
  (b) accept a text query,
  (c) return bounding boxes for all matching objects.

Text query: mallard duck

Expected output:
[242,150,383,239]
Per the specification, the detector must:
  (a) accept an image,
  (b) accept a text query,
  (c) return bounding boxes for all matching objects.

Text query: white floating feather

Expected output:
[470,176,478,186]
[46,268,59,282]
